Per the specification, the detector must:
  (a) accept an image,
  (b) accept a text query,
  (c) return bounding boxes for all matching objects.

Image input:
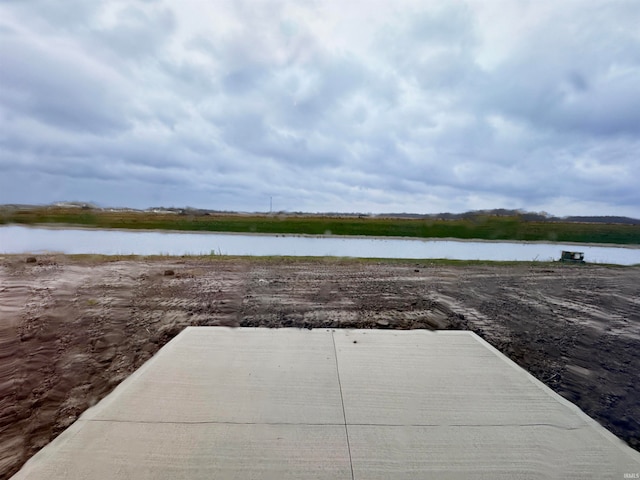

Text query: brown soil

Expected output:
[1,256,638,478]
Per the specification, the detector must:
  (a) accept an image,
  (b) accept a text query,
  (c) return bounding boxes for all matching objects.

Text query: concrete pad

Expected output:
[333,329,585,427]
[335,330,640,478]
[348,424,636,479]
[83,327,344,424]
[12,327,640,479]
[15,421,351,479]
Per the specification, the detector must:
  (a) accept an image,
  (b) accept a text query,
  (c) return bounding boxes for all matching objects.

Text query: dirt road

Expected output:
[1,256,638,478]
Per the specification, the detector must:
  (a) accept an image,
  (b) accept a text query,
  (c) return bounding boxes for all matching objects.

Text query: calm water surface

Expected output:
[1,226,638,265]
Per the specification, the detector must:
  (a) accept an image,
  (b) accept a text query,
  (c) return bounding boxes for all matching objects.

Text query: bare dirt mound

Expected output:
[0,256,638,478]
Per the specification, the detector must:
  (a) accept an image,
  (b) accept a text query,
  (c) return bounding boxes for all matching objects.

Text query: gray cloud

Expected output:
[0,0,639,216]
[0,36,130,134]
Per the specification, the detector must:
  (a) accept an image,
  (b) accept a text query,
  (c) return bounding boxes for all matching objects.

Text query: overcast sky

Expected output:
[1,1,639,216]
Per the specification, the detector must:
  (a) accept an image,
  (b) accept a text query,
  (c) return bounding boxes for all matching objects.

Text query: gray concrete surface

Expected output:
[12,328,640,479]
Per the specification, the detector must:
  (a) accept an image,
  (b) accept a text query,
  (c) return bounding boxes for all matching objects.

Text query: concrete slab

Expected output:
[83,327,344,424]
[335,330,640,478]
[333,329,585,427]
[15,421,351,479]
[348,424,637,479]
[12,327,640,479]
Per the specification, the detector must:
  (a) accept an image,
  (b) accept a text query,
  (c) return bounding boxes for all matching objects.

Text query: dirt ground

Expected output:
[0,255,639,478]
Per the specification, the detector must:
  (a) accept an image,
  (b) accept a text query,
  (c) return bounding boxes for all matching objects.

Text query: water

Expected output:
[1,225,639,265]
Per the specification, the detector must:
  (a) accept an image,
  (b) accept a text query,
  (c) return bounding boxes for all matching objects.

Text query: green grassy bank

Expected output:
[2,207,639,245]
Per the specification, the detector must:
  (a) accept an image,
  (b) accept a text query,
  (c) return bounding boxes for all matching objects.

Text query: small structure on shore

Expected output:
[560,251,585,263]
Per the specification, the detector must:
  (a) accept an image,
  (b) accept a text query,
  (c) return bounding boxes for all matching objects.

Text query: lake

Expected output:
[1,225,639,265]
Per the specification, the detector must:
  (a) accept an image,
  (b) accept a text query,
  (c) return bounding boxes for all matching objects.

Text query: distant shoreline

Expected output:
[2,206,639,246]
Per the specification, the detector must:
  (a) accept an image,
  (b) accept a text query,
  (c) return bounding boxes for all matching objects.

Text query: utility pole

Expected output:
[270,196,272,213]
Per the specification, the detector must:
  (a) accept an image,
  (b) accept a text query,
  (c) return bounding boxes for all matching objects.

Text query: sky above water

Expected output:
[1,0,639,216]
